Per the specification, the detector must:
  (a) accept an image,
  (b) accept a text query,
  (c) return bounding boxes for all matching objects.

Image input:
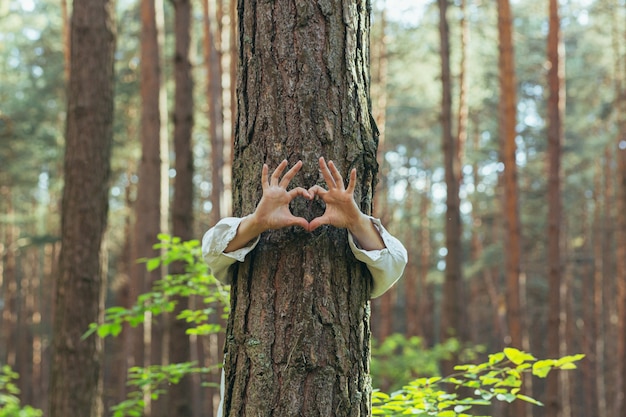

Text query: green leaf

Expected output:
[516,394,544,406]
[532,360,555,378]
[146,257,161,272]
[503,347,535,365]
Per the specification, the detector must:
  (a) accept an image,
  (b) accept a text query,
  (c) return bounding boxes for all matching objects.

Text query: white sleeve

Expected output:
[201,216,260,284]
[348,217,408,299]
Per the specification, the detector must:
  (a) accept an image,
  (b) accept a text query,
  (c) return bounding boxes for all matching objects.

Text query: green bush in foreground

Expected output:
[372,347,584,416]
[0,365,43,417]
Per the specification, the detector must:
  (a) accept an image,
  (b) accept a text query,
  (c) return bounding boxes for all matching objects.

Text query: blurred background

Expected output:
[0,0,623,416]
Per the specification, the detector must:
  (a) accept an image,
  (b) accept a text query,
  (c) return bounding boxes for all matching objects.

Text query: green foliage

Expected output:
[84,234,229,340]
[371,347,585,417]
[0,365,43,417]
[371,334,485,393]
[84,234,229,416]
[89,237,584,417]
[110,363,219,417]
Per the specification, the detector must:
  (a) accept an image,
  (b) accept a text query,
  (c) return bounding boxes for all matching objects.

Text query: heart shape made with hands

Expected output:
[256,158,362,233]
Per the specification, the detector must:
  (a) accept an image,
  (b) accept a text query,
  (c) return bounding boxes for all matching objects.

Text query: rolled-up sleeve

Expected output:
[348,217,408,298]
[201,216,260,284]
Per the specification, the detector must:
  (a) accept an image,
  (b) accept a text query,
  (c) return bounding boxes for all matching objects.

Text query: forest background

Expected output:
[1,0,625,417]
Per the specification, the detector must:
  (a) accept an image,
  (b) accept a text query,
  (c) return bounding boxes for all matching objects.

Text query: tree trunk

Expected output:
[48,0,115,415]
[546,0,564,415]
[0,186,17,368]
[438,0,464,377]
[129,1,167,412]
[614,1,626,414]
[224,1,378,415]
[592,160,607,417]
[497,0,522,350]
[204,0,225,226]
[169,0,195,416]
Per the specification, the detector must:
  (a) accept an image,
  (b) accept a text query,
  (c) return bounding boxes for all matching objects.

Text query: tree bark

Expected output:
[48,0,115,415]
[546,0,564,415]
[168,0,195,416]
[497,0,522,351]
[129,1,167,410]
[203,0,225,226]
[224,1,378,415]
[438,0,464,377]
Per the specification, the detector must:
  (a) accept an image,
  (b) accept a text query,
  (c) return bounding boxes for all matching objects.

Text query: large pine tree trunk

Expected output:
[48,0,115,415]
[223,1,378,415]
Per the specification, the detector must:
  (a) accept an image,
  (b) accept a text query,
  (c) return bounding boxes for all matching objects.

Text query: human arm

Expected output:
[309,157,408,297]
[202,160,311,282]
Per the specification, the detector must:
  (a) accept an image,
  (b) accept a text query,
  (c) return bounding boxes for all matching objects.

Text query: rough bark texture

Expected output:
[48,0,115,415]
[224,1,378,415]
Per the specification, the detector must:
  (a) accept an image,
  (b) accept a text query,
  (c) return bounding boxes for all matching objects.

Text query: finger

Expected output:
[261,164,269,190]
[287,187,312,200]
[279,160,303,189]
[327,160,345,190]
[271,160,288,186]
[346,168,357,195]
[308,215,329,231]
[307,185,327,198]
[288,216,310,230]
[318,157,336,188]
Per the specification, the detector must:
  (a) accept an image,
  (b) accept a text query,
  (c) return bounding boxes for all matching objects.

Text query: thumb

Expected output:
[308,215,329,232]
[288,215,310,230]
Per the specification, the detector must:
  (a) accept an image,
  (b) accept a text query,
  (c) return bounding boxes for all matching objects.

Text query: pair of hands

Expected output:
[253,157,361,233]
[225,157,385,253]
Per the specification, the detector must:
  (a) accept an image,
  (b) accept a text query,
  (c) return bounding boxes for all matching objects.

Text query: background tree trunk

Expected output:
[438,0,464,377]
[224,1,378,415]
[168,0,194,416]
[48,0,115,415]
[546,0,564,415]
[129,1,167,413]
[497,0,523,352]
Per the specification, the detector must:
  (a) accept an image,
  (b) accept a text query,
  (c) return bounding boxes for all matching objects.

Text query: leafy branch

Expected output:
[82,234,230,417]
[372,347,584,417]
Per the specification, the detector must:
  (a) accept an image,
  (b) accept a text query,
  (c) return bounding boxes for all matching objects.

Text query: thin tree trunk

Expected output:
[438,0,464,377]
[613,0,626,415]
[169,0,195,416]
[418,176,432,342]
[592,160,607,417]
[0,186,17,368]
[545,0,564,415]
[130,0,167,414]
[497,0,522,351]
[204,0,225,226]
[48,0,115,415]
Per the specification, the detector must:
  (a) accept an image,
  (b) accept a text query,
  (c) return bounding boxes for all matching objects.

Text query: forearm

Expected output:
[347,213,386,251]
[224,214,265,253]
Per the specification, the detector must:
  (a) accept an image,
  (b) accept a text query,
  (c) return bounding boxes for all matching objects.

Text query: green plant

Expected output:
[84,234,230,417]
[371,334,484,393]
[0,365,43,417]
[371,347,584,416]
